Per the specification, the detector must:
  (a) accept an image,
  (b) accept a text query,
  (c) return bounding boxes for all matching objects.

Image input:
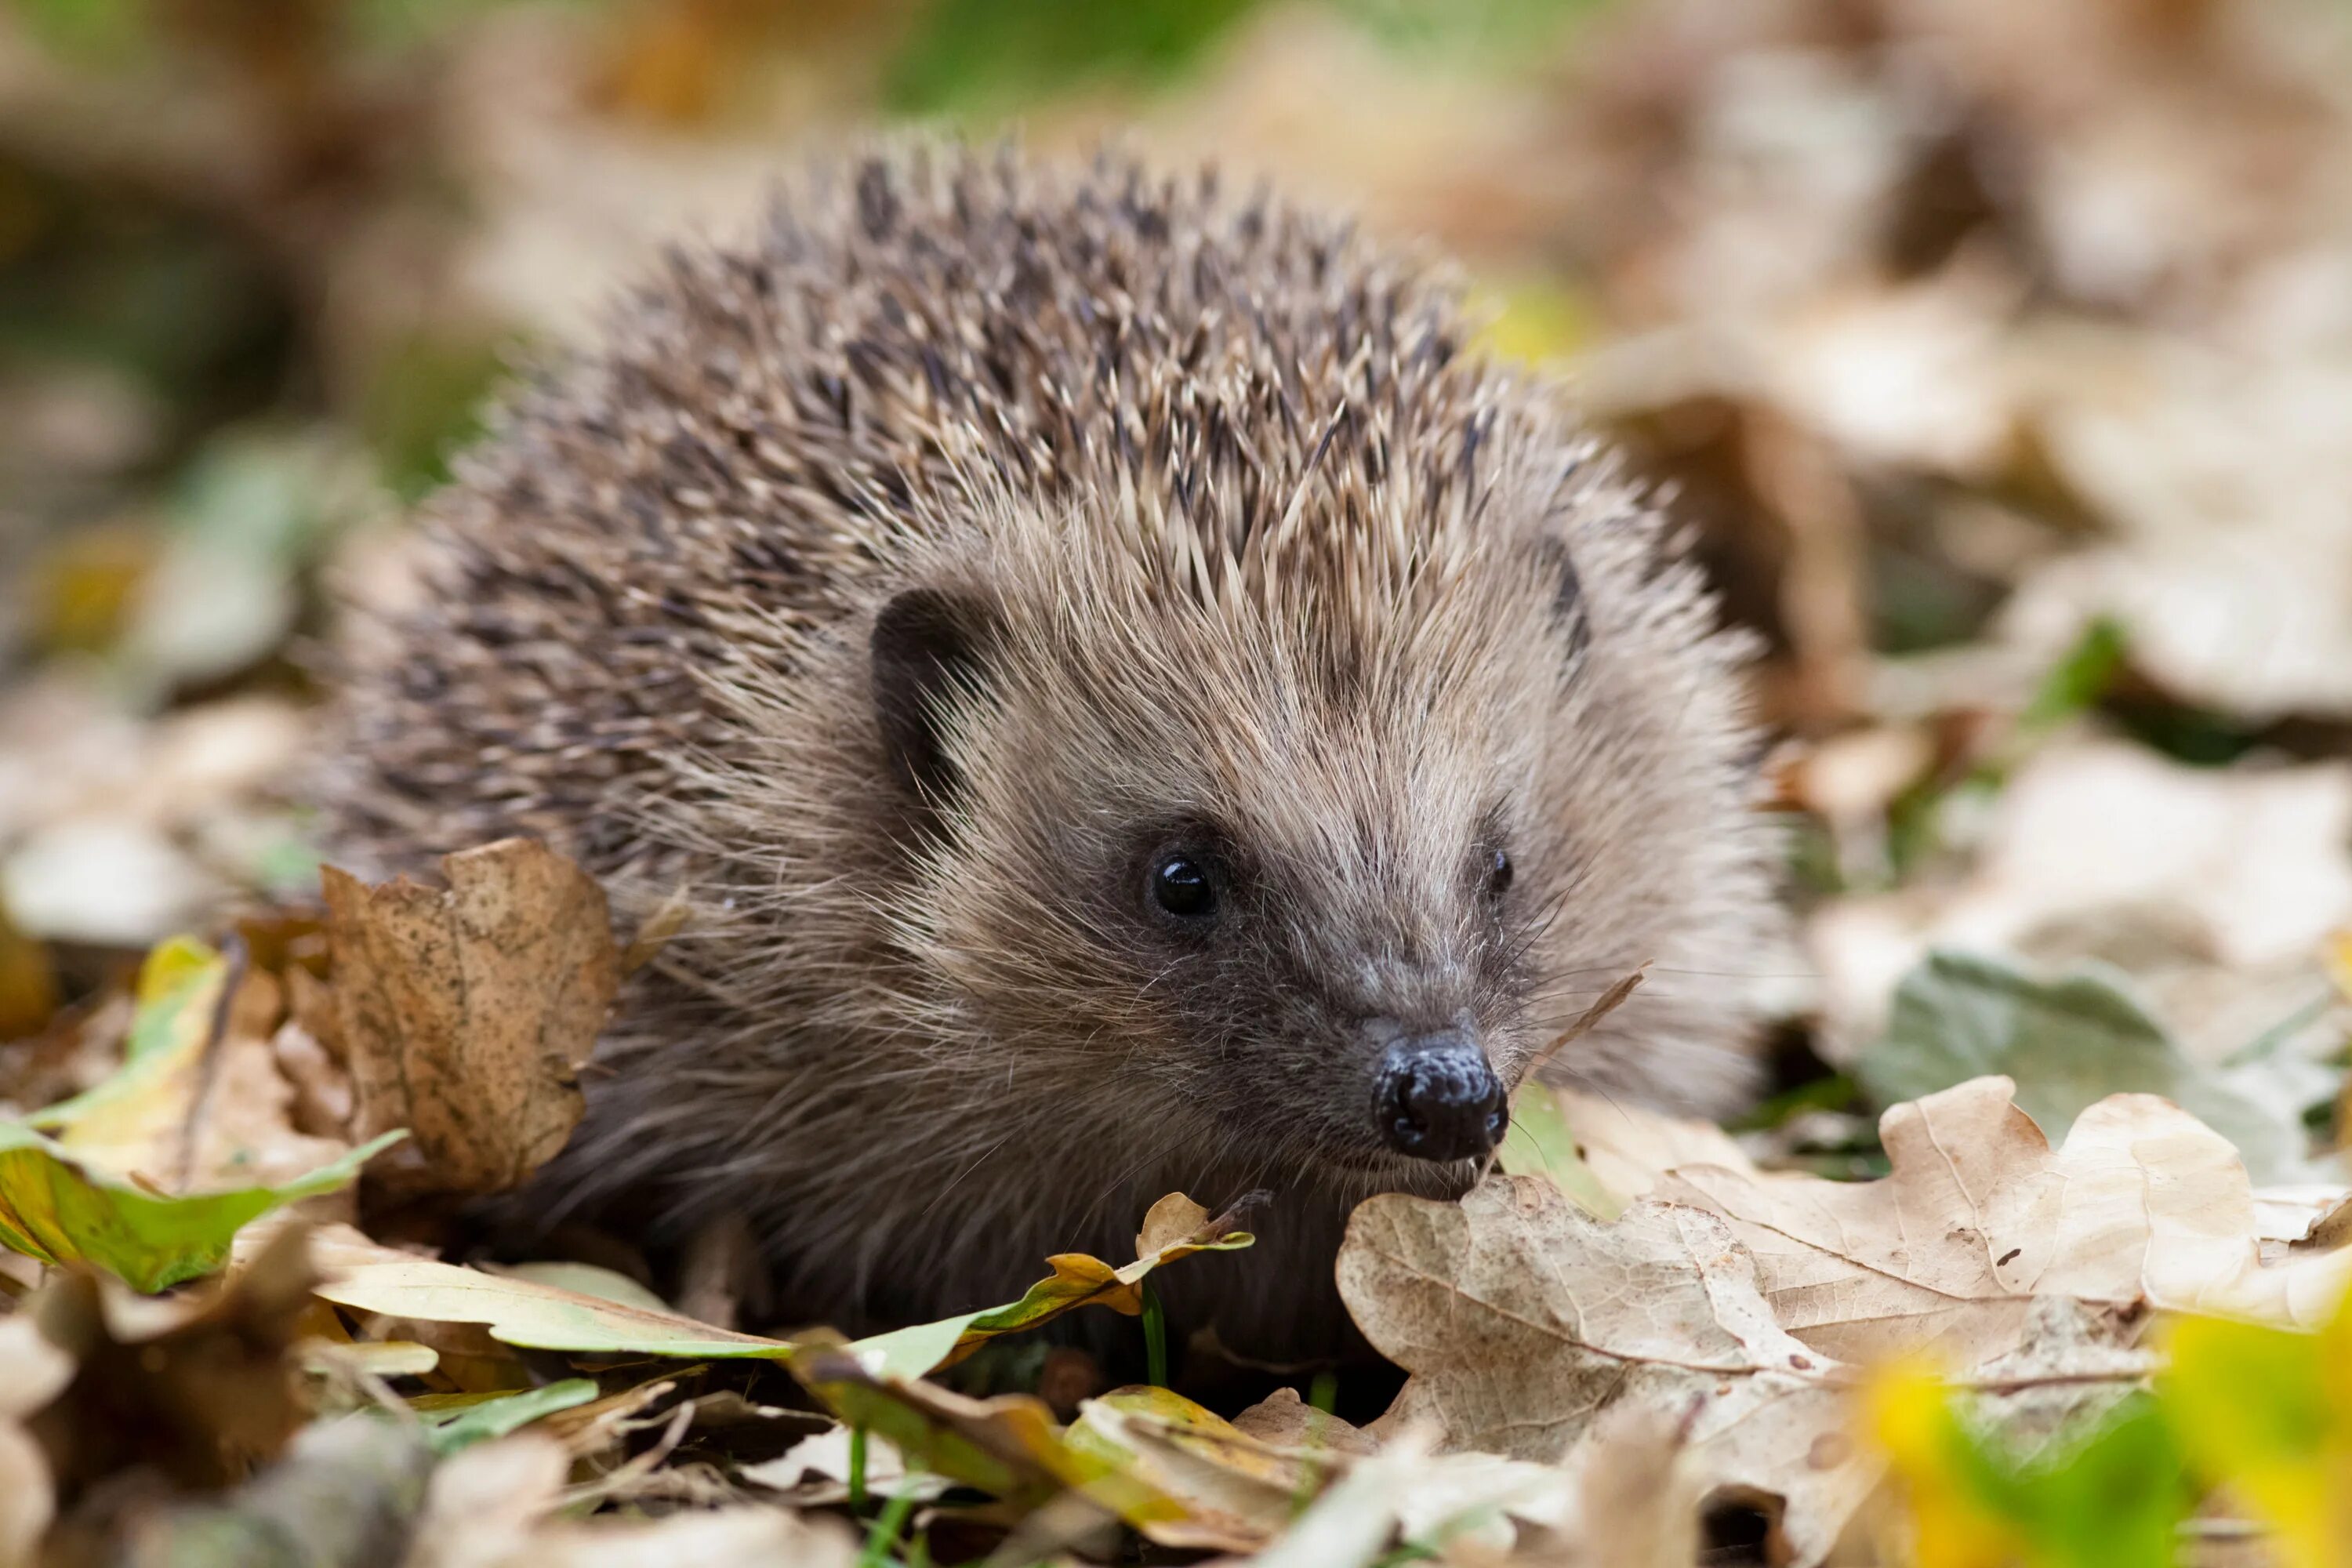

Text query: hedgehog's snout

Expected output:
[1371,1029,1508,1162]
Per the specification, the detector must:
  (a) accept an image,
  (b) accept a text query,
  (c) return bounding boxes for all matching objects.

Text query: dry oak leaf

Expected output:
[1657,1075,2352,1367]
[1336,1076,2336,1567]
[323,839,619,1196]
[1339,1178,1871,1566]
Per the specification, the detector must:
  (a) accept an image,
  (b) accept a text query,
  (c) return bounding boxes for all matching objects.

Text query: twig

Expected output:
[171,932,251,1194]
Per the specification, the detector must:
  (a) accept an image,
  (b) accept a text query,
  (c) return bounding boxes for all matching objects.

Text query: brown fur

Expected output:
[318,145,1780,1367]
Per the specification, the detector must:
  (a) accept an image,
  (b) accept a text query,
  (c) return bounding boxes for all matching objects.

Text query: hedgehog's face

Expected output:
[868,528,1606,1186]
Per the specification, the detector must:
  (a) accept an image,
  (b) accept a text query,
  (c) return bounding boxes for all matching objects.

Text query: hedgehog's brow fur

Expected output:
[318,142,1783,1367]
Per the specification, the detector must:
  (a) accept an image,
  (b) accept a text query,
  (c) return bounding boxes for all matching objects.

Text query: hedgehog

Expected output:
[319,145,1780,1376]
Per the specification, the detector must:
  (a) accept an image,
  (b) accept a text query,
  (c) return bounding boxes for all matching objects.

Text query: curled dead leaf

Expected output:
[323,839,619,1197]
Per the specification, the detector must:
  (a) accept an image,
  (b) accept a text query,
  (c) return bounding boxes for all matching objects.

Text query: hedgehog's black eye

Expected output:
[1150,854,1217,920]
[1484,848,1514,902]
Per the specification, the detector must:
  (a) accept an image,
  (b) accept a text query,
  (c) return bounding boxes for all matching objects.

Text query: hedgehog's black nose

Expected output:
[1373,1032,1508,1161]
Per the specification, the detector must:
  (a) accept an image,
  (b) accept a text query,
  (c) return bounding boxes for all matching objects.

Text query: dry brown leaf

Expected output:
[398,1432,570,1568]
[1661,1076,2352,1357]
[1228,1388,1378,1457]
[1809,740,2352,1062]
[481,1506,857,1568]
[0,1417,51,1568]
[323,839,618,1197]
[1341,1078,2352,1563]
[24,1225,318,1504]
[1548,1083,1758,1203]
[1340,1179,1869,1565]
[0,1315,71,1568]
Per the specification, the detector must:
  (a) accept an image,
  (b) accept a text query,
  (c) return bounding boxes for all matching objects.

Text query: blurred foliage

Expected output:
[1868,1367,2187,1568]
[1867,1288,2352,1568]
[884,0,1605,115]
[884,0,1267,113]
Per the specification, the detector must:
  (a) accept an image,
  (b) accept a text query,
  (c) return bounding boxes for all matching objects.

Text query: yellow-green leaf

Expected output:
[1861,1359,2024,1568]
[0,1125,405,1292]
[787,1350,1212,1542]
[303,1225,797,1360]
[2163,1308,2352,1568]
[416,1377,601,1454]
[1496,1083,1626,1218]
[299,1192,1250,1381]
[24,935,226,1147]
[840,1192,1254,1378]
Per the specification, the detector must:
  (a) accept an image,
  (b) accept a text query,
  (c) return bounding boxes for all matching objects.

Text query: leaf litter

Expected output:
[9,0,2352,1562]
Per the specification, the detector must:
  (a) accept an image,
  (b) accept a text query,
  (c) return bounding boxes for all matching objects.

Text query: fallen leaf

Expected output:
[26,936,228,1149]
[0,1124,402,1293]
[2162,1301,2352,1567]
[400,1432,570,1568]
[477,1504,857,1568]
[299,1339,438,1381]
[492,1260,673,1313]
[787,1348,1201,1543]
[1228,1425,1439,1568]
[24,1225,320,1501]
[416,1378,600,1454]
[1228,1387,1378,1456]
[1339,1178,1869,1564]
[1660,1077,2352,1352]
[1066,1385,1326,1547]
[1810,742,2352,1065]
[1075,1384,1597,1558]
[736,1425,949,1508]
[1548,1082,1759,1200]
[297,1224,793,1362]
[1497,1082,1628,1218]
[1337,1082,2332,1563]
[19,937,366,1214]
[324,840,619,1197]
[842,1191,1254,1378]
[109,1414,435,1568]
[1858,950,2318,1183]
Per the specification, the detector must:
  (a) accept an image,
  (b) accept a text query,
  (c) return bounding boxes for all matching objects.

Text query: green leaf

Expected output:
[0,1125,407,1292]
[2161,1311,2347,1563]
[1871,1366,2189,1568]
[1495,1083,1624,1218]
[841,1192,1252,1380]
[1856,950,2314,1182]
[494,1260,675,1313]
[884,0,1261,114]
[2017,615,2129,735]
[416,1378,601,1455]
[1955,1395,2187,1568]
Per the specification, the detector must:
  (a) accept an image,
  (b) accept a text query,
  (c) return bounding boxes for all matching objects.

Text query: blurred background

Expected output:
[5,0,2350,1151]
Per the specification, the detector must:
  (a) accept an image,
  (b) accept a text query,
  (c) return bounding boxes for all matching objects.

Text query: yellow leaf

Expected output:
[2162,1298,2352,1568]
[1860,1359,2021,1568]
[30,937,227,1176]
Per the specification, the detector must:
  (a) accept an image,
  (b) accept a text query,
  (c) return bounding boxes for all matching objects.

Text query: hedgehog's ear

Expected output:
[1540,537,1591,665]
[871,586,998,819]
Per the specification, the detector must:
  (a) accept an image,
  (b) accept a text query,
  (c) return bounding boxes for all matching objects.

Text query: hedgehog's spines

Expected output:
[321,143,1783,1364]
